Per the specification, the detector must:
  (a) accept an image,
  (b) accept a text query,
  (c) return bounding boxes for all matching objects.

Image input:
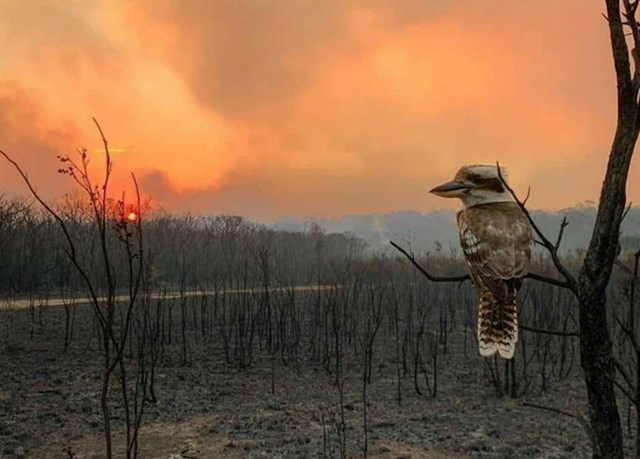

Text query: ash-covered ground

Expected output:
[0,301,605,458]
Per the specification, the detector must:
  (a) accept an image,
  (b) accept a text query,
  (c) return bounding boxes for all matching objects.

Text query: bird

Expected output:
[430,165,532,359]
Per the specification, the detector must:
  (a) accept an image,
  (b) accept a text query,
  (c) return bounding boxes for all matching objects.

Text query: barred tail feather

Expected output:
[477,289,518,359]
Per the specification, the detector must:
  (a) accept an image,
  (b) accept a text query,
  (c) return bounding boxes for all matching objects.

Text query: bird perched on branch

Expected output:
[430,165,532,359]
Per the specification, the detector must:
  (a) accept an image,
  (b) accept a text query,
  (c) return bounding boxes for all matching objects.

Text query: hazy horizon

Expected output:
[0,188,619,224]
[1,1,639,220]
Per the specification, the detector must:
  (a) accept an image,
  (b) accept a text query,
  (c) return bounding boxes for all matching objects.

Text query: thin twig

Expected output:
[522,187,531,206]
[555,217,569,252]
[613,356,635,396]
[523,402,595,449]
[622,201,633,222]
[623,0,640,66]
[522,401,576,419]
[525,272,571,289]
[615,315,640,353]
[598,358,637,403]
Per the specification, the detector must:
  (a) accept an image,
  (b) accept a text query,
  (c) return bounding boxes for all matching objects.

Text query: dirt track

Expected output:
[0,285,335,311]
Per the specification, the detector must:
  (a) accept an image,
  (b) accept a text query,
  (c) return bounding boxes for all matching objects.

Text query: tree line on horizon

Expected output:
[0,192,370,297]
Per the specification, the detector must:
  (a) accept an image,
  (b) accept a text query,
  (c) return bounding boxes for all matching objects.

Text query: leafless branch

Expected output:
[389,240,470,283]
[496,161,579,294]
[525,272,572,289]
[612,356,635,396]
[555,217,569,251]
[609,0,635,110]
[0,148,110,332]
[522,401,576,419]
[615,315,640,353]
[623,0,640,59]
[599,358,637,403]
[622,201,633,222]
[391,241,572,289]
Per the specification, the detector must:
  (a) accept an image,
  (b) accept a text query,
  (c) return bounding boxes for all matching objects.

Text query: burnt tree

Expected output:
[392,1,640,457]
[579,1,640,456]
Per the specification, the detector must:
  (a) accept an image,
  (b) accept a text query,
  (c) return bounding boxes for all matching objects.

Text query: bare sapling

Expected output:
[1,118,147,459]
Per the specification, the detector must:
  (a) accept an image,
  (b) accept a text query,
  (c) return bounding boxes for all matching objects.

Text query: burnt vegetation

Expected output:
[1,1,640,457]
[0,164,639,457]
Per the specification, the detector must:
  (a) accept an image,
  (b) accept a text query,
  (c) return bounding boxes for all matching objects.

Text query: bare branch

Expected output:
[623,0,640,63]
[389,240,470,283]
[496,161,578,294]
[622,201,633,222]
[0,148,110,330]
[522,186,531,206]
[615,315,640,353]
[93,117,111,183]
[523,402,593,448]
[630,48,640,92]
[615,259,631,275]
[522,401,576,419]
[390,240,572,289]
[0,150,74,258]
[612,356,635,396]
[607,0,635,110]
[554,216,569,252]
[525,272,572,289]
[597,358,637,403]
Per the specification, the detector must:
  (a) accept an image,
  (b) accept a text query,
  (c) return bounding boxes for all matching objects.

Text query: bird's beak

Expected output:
[429,180,472,198]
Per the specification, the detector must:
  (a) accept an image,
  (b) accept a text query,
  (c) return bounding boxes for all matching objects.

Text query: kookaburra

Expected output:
[430,165,532,359]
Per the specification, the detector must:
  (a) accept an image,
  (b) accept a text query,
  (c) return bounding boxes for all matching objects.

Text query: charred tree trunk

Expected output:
[578,1,640,456]
[577,106,638,458]
[578,286,624,457]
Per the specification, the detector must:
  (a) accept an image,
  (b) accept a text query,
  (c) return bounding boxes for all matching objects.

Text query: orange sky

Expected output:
[0,0,638,220]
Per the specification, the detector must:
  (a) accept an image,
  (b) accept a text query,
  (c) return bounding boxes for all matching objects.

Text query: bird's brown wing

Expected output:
[456,202,532,299]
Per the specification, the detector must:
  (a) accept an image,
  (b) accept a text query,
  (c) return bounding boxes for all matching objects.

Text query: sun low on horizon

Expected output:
[0,0,638,221]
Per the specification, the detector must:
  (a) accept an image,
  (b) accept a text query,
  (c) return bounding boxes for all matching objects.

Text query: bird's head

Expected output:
[429,164,513,207]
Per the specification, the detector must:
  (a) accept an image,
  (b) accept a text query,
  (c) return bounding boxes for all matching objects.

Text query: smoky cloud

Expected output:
[0,1,636,219]
[0,81,80,197]
[122,0,455,121]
